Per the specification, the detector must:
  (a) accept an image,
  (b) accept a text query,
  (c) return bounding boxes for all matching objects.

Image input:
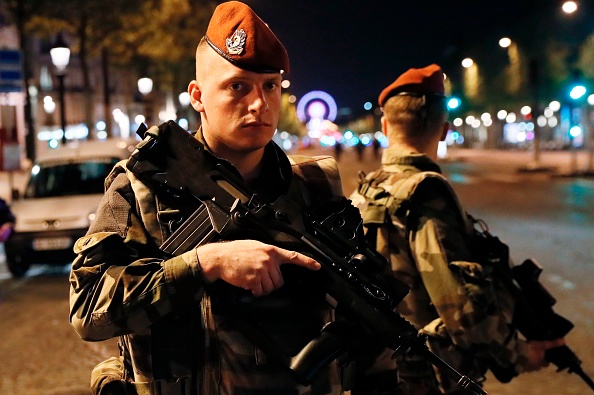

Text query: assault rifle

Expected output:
[126,121,487,394]
[473,219,594,391]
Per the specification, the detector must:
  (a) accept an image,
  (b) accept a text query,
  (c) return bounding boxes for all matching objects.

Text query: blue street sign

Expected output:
[0,50,24,93]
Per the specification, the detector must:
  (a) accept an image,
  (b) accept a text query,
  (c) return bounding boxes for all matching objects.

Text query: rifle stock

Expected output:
[513,259,594,390]
[126,121,487,394]
[474,225,594,391]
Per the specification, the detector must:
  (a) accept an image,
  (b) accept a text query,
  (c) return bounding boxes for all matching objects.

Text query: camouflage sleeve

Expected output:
[410,183,521,368]
[289,154,344,199]
[69,170,204,341]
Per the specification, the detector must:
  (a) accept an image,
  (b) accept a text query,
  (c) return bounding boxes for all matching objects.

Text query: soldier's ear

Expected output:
[188,80,204,113]
[381,116,388,134]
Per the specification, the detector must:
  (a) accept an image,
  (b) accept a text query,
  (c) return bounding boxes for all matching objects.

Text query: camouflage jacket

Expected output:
[69,130,403,395]
[350,147,527,394]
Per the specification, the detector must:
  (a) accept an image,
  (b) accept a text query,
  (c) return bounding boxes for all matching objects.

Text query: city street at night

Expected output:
[2,0,594,394]
[0,145,593,395]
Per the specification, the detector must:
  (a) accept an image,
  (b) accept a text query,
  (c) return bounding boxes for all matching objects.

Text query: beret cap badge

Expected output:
[226,29,246,55]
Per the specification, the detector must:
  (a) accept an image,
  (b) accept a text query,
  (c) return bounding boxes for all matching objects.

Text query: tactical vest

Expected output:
[354,168,470,282]
[91,153,345,395]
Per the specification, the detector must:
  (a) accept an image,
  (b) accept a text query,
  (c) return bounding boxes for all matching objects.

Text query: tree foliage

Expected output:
[439,1,593,114]
[20,0,218,91]
[277,93,307,137]
[4,0,219,137]
[106,0,217,91]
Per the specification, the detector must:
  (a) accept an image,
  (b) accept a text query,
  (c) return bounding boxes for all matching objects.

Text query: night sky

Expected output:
[243,0,585,118]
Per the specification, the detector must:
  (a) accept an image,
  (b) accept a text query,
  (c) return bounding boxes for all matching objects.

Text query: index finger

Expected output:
[277,248,321,271]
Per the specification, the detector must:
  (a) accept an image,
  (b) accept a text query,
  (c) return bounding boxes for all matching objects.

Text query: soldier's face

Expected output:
[188,47,281,158]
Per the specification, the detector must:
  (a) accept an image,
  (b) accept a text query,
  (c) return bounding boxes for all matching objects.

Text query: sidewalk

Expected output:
[444,147,594,177]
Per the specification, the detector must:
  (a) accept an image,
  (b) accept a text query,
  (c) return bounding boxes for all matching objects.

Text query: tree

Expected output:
[4,0,52,161]
[577,33,594,83]
[21,0,144,138]
[277,93,307,137]
[14,0,217,139]
[108,0,217,95]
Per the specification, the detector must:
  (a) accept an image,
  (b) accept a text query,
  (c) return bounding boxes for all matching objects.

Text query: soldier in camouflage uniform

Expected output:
[349,64,564,394]
[69,2,404,394]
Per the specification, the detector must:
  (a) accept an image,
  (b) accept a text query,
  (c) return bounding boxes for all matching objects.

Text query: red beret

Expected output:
[378,64,445,107]
[205,1,290,74]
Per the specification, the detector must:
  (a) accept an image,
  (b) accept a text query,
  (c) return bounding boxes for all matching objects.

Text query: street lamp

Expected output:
[461,58,478,99]
[137,77,153,96]
[500,36,545,171]
[499,37,521,95]
[461,58,473,68]
[42,96,56,126]
[567,70,588,174]
[178,91,190,107]
[50,32,70,144]
[587,94,594,174]
[137,77,153,125]
[498,37,511,49]
[178,91,191,130]
[562,1,578,14]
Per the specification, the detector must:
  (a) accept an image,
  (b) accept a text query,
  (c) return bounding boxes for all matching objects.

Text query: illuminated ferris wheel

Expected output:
[296,90,338,139]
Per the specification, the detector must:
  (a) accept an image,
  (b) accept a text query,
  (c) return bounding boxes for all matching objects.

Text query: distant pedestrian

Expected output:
[333,141,343,161]
[0,197,15,243]
[355,138,365,161]
[372,137,381,160]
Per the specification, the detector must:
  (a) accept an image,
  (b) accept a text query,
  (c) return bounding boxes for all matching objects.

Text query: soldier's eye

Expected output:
[229,83,244,91]
[264,82,278,91]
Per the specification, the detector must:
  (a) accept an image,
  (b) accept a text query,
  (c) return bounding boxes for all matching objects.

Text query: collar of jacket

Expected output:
[193,127,293,202]
[380,146,442,173]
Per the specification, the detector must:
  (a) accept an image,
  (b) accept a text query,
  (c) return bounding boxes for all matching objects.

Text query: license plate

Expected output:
[32,237,72,251]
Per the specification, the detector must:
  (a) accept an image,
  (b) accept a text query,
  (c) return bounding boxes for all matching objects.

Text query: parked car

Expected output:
[5,138,138,277]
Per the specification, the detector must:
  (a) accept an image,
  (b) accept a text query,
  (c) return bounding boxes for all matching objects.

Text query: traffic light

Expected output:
[569,84,587,100]
[568,69,587,101]
[566,70,586,142]
[447,97,461,110]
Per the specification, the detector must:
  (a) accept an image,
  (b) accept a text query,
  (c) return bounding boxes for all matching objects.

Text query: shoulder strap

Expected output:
[119,158,164,246]
[356,169,468,229]
[386,171,464,217]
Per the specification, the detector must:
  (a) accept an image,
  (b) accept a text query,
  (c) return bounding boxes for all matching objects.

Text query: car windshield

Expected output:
[24,158,119,198]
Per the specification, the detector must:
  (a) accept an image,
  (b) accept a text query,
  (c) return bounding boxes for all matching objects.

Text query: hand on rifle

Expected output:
[519,337,566,372]
[195,240,321,296]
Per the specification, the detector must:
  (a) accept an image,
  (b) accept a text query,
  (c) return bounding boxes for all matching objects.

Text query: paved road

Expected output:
[0,145,593,394]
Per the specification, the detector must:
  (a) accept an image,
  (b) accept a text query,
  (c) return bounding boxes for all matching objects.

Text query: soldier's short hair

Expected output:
[382,94,448,138]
